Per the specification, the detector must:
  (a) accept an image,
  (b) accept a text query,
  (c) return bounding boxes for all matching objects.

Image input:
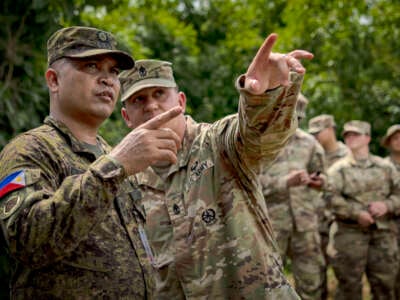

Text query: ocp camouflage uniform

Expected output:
[0,117,153,299]
[385,155,400,299]
[317,141,349,234]
[319,141,349,238]
[133,73,304,299]
[327,153,400,300]
[260,128,326,300]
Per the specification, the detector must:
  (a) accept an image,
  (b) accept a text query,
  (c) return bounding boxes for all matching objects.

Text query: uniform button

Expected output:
[173,204,180,215]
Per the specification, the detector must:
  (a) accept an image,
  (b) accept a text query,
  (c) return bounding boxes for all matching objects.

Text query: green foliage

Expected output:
[281,0,400,154]
[3,0,398,151]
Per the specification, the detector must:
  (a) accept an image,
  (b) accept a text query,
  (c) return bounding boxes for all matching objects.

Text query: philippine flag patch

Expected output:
[0,170,26,198]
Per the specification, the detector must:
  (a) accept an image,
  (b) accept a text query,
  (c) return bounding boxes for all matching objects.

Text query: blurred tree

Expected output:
[280,0,400,154]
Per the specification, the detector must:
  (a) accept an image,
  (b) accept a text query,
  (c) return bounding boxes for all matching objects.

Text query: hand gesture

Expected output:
[285,170,309,187]
[368,201,389,218]
[110,106,183,175]
[307,171,324,190]
[357,211,375,228]
[244,33,314,94]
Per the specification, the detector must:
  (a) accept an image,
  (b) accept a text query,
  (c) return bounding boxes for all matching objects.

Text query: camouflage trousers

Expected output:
[395,219,400,300]
[318,213,334,300]
[332,223,399,300]
[275,228,326,300]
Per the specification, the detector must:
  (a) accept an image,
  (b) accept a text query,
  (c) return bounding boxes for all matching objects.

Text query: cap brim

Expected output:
[381,136,390,148]
[342,127,363,136]
[381,129,400,148]
[308,128,321,134]
[121,78,177,102]
[66,49,134,70]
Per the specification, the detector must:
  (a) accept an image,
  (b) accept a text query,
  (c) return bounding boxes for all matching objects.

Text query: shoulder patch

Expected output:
[0,170,26,199]
[0,195,22,220]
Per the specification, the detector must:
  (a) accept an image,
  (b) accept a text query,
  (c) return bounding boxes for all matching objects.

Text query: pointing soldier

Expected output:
[0,26,184,298]
[119,33,313,298]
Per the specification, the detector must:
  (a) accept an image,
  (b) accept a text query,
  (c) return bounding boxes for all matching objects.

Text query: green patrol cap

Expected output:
[342,120,371,136]
[296,93,309,119]
[47,26,134,70]
[119,59,177,102]
[308,114,336,134]
[381,124,400,148]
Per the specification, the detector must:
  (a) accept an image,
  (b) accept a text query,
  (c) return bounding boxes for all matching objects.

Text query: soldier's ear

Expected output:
[178,91,187,112]
[45,68,60,92]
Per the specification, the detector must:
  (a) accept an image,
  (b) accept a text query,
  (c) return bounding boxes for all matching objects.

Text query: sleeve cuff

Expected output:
[385,200,394,214]
[89,155,126,181]
[236,74,285,98]
[350,209,362,221]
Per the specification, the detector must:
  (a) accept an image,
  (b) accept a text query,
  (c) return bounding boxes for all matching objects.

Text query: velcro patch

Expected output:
[0,195,22,220]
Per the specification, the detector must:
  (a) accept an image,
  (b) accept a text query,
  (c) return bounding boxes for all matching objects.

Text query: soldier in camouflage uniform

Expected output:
[0,26,185,299]
[260,95,326,300]
[327,121,400,300]
[119,34,314,299]
[381,124,400,299]
[308,114,350,300]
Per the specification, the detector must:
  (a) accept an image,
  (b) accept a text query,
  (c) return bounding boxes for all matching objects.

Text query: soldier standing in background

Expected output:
[260,94,326,300]
[119,33,314,299]
[327,120,400,300]
[381,124,400,299]
[0,26,185,298]
[308,114,350,300]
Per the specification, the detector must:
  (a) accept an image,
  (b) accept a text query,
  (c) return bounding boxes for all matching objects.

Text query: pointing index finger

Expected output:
[139,106,183,130]
[247,33,278,73]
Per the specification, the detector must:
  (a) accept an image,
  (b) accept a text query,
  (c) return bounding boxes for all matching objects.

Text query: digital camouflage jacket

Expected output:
[0,117,152,299]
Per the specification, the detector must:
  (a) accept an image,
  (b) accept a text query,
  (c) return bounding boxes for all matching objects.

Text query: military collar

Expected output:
[347,152,374,168]
[44,116,109,157]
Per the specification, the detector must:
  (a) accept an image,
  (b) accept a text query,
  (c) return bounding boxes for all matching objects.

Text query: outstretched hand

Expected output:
[244,33,314,94]
[110,106,183,175]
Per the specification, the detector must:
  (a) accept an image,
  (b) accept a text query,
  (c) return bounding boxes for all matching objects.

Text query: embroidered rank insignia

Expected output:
[0,170,26,198]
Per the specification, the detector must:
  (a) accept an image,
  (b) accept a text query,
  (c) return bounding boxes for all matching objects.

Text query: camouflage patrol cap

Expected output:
[296,93,309,119]
[47,26,134,69]
[308,114,336,134]
[342,120,371,136]
[381,124,400,148]
[119,59,177,102]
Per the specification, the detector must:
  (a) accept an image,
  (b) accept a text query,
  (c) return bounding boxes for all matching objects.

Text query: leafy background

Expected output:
[1,0,399,298]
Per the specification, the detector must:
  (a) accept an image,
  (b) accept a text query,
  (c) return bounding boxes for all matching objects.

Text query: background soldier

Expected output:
[327,120,400,300]
[381,124,400,299]
[0,26,183,298]
[119,33,313,299]
[260,95,326,300]
[308,114,350,300]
